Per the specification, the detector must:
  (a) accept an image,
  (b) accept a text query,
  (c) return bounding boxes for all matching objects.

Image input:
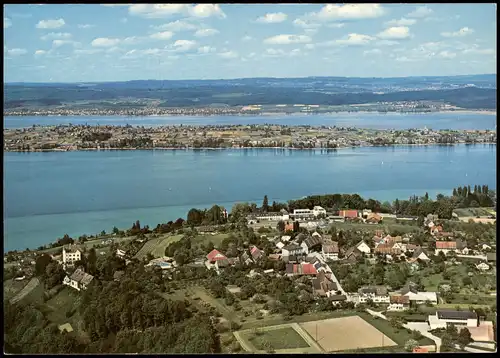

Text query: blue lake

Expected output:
[3,112,497,130]
[3,143,496,252]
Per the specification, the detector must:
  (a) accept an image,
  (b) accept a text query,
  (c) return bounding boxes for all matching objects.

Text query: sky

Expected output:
[3,3,497,82]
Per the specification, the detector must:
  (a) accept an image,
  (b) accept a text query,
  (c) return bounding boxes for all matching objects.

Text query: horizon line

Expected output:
[4,73,496,85]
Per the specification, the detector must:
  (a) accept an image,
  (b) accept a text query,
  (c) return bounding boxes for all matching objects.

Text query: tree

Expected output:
[35,254,53,276]
[277,220,285,232]
[87,248,97,275]
[457,328,472,347]
[404,339,419,352]
[262,195,269,212]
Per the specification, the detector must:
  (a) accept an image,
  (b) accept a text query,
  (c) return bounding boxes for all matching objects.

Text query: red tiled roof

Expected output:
[390,295,410,304]
[413,347,428,353]
[436,241,457,249]
[207,249,227,261]
[339,210,358,218]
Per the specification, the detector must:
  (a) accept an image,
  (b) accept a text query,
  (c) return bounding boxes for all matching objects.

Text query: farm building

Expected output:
[63,268,94,291]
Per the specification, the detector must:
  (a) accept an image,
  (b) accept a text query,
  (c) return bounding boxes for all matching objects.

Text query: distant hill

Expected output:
[4,75,497,110]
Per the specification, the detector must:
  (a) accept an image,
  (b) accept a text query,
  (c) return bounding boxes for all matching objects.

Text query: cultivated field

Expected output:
[235,323,323,353]
[151,234,183,257]
[299,316,397,352]
[9,277,43,305]
[453,207,495,218]
[134,237,163,259]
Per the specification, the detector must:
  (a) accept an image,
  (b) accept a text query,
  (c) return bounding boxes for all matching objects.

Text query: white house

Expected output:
[313,206,327,217]
[428,310,478,330]
[322,241,339,260]
[291,209,314,220]
[62,247,82,269]
[355,240,371,254]
[356,286,390,303]
[281,235,292,242]
[63,268,94,291]
[276,241,285,250]
[476,262,490,271]
[412,248,431,262]
[116,249,127,258]
[400,284,438,305]
[282,244,304,257]
[387,295,411,311]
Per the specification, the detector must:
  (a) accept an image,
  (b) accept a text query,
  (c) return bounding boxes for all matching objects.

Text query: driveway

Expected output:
[404,322,442,353]
[366,308,387,320]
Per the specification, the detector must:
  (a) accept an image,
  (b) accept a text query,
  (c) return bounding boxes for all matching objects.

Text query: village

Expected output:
[4,196,497,354]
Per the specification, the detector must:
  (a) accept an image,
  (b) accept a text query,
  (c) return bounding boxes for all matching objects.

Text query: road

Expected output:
[403,322,442,353]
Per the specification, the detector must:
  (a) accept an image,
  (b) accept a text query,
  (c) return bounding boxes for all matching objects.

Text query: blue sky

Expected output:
[3,3,497,82]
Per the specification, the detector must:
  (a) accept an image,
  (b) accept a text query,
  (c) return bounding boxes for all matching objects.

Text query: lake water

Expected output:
[4,143,496,252]
[3,112,497,130]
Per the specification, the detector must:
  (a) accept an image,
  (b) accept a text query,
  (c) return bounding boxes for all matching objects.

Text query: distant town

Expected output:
[4,123,496,152]
[3,101,489,117]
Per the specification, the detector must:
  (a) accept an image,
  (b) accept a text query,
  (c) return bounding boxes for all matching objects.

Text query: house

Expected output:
[365,213,382,224]
[58,323,74,333]
[116,249,127,258]
[413,347,429,353]
[268,253,281,261]
[282,244,304,257]
[374,244,402,256]
[285,263,317,276]
[328,294,348,305]
[291,208,315,220]
[343,246,363,263]
[281,235,292,242]
[312,271,338,297]
[206,249,227,263]
[428,310,478,330]
[63,268,94,291]
[339,209,358,219]
[355,240,371,254]
[387,295,410,311]
[357,286,390,303]
[400,284,438,305]
[481,243,492,251]
[321,241,339,260]
[215,258,230,270]
[300,236,323,254]
[250,246,263,261]
[456,239,469,254]
[412,248,431,262]
[434,241,457,256]
[476,262,490,271]
[62,246,82,269]
[276,241,285,250]
[241,251,254,266]
[312,206,327,217]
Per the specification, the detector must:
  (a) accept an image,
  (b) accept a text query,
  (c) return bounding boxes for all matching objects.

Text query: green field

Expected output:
[242,327,310,350]
[151,234,184,257]
[357,313,434,347]
[453,207,495,218]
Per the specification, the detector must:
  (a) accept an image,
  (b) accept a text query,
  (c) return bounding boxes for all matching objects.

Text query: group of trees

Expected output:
[452,185,495,208]
[186,205,227,226]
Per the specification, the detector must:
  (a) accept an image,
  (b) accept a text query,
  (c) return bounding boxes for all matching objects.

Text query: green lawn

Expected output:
[194,233,231,247]
[151,234,184,257]
[242,327,310,350]
[357,313,434,347]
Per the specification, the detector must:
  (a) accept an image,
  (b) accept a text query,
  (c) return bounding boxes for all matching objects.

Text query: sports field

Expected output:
[299,316,397,352]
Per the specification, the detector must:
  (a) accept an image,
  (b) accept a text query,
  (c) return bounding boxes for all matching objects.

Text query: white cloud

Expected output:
[36,18,65,29]
[256,12,287,23]
[91,37,121,47]
[41,32,72,41]
[218,50,238,59]
[7,48,27,56]
[407,6,433,18]
[363,48,382,56]
[293,19,320,29]
[121,36,142,45]
[306,4,384,21]
[377,26,411,40]
[52,40,80,48]
[34,49,47,56]
[336,33,375,46]
[395,56,418,62]
[4,17,12,29]
[154,20,198,31]
[74,49,103,55]
[242,35,252,41]
[385,18,416,27]
[198,46,216,54]
[149,31,174,40]
[376,40,400,46]
[290,48,302,57]
[169,39,198,52]
[327,23,345,28]
[441,27,474,38]
[463,47,495,55]
[438,51,456,59]
[128,4,226,19]
[264,48,286,57]
[305,44,315,50]
[77,24,94,29]
[263,34,311,45]
[194,28,219,37]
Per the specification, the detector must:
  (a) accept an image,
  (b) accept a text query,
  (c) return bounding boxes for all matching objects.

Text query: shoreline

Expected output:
[4,142,497,153]
[3,109,497,118]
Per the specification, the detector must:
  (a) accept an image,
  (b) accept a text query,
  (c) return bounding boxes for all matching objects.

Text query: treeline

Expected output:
[452,184,494,208]
[186,205,227,226]
[79,132,113,142]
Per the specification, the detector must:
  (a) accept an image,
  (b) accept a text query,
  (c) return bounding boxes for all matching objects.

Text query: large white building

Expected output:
[62,247,82,269]
[428,310,478,330]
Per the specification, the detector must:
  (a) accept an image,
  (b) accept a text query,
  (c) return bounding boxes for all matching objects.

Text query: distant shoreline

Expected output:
[3,109,496,118]
[4,142,496,154]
